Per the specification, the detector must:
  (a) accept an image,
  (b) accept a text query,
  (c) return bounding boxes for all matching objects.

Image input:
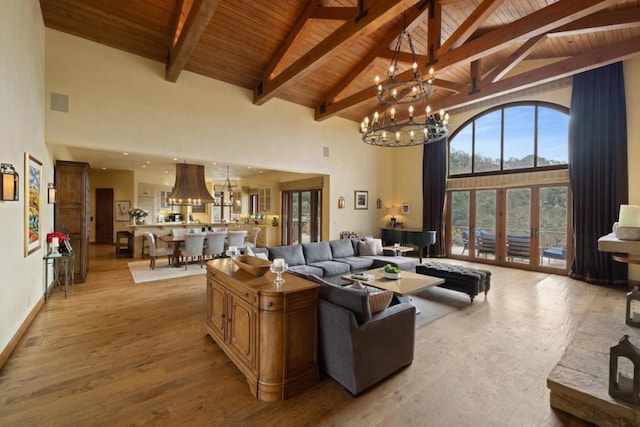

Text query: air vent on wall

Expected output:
[50,92,69,112]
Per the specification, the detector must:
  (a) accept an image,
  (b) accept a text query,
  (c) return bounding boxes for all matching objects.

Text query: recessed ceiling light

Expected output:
[123,152,129,156]
[173,157,178,161]
[259,171,263,174]
[102,167,106,170]
[146,161,151,164]
[164,170,168,174]
[142,165,146,168]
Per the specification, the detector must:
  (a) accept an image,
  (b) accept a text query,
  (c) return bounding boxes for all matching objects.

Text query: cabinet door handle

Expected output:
[243,292,249,298]
[267,301,273,307]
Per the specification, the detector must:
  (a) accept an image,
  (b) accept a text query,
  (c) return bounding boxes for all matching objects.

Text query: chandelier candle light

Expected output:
[360,15,448,147]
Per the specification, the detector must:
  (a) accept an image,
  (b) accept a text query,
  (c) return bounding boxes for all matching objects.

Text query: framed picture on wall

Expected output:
[354,190,368,210]
[401,202,411,215]
[24,153,42,257]
[115,200,130,221]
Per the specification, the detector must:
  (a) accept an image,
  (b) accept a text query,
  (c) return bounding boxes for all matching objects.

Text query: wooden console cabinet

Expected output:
[55,160,90,283]
[205,258,319,401]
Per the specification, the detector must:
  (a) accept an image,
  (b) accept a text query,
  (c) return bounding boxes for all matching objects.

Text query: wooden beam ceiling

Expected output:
[166,0,221,82]
[253,0,416,106]
[315,0,620,121]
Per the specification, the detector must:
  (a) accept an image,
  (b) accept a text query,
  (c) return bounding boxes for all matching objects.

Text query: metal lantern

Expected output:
[627,286,640,327]
[610,335,640,405]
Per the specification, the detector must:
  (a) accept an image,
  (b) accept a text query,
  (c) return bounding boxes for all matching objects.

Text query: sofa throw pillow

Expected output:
[350,281,393,314]
[364,236,384,255]
[357,240,378,256]
[308,275,371,324]
[329,239,355,258]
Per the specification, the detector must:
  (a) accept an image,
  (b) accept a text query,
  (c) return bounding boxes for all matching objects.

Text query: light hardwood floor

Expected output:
[0,245,622,426]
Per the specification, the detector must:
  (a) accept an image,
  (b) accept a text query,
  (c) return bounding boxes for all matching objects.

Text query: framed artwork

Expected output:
[354,190,368,210]
[24,153,42,257]
[192,203,206,214]
[402,202,411,215]
[115,200,131,221]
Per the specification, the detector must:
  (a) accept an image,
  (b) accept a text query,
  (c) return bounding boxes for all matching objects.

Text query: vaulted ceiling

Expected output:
[40,0,640,175]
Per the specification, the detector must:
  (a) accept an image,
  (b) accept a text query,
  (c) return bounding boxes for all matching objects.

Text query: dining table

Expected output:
[158,235,198,268]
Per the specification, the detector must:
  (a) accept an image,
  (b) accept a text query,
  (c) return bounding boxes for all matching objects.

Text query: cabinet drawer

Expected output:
[260,295,283,311]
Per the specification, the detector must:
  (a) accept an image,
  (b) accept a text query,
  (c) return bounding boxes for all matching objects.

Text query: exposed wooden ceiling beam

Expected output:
[548,7,640,37]
[261,0,323,82]
[438,0,506,54]
[482,34,546,84]
[316,1,430,119]
[433,35,640,112]
[166,0,221,82]
[432,0,618,75]
[427,0,441,64]
[315,0,617,120]
[254,0,415,106]
[310,6,358,21]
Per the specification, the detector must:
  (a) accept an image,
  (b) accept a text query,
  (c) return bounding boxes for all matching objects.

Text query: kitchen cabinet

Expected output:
[205,258,319,401]
[258,187,271,213]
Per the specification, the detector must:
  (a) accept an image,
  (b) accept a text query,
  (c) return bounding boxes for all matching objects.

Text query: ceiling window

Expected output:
[449,102,569,177]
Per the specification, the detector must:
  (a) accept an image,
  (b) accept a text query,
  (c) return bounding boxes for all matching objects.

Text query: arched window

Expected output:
[449,102,569,177]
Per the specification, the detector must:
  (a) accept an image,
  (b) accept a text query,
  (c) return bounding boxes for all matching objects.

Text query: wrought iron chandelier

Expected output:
[360,17,449,147]
[214,165,239,206]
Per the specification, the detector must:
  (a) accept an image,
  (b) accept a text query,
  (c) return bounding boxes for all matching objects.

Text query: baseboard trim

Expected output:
[0,296,45,370]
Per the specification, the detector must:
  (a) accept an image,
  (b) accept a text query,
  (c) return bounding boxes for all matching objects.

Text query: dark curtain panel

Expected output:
[422,138,447,257]
[569,62,628,285]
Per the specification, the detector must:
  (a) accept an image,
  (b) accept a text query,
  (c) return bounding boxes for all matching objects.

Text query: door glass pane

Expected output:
[539,186,568,269]
[450,191,470,256]
[291,192,300,244]
[475,190,496,260]
[474,111,501,173]
[506,188,531,264]
[503,106,534,169]
[301,191,311,243]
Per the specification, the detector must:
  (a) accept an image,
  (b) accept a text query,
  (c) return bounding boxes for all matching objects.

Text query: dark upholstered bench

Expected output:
[415,262,491,303]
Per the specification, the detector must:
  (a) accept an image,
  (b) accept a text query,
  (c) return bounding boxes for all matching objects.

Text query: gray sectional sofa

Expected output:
[256,239,420,283]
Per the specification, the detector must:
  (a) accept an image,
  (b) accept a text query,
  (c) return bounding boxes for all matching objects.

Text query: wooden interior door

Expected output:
[95,188,114,244]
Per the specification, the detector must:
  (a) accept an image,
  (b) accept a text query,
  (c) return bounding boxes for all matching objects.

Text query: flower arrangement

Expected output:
[46,231,67,243]
[128,208,149,219]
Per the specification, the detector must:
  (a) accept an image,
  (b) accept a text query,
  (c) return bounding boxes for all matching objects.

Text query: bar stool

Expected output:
[116,231,133,258]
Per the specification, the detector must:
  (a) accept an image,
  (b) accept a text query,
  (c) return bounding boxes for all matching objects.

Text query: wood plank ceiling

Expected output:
[40,0,640,126]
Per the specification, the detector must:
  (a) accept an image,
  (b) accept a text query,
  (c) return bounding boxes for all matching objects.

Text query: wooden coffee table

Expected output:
[342,268,445,313]
[343,268,443,295]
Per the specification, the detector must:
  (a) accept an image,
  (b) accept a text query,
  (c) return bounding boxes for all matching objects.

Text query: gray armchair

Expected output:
[310,275,416,395]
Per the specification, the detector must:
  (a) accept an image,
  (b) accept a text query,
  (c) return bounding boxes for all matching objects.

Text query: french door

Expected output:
[282,189,322,245]
[448,184,571,273]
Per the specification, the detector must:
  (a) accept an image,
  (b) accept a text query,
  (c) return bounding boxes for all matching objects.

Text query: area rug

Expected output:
[127,260,206,284]
[409,286,470,329]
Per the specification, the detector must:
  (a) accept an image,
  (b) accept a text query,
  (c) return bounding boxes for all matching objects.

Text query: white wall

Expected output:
[0,0,48,353]
[625,56,640,281]
[44,29,393,240]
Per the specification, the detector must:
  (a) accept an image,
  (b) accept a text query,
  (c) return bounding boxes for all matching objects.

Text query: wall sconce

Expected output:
[48,183,57,204]
[0,163,19,202]
[338,196,345,209]
[376,198,382,209]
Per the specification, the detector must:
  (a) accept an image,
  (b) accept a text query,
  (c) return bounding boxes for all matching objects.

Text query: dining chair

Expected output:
[204,231,227,260]
[245,227,261,250]
[182,232,206,270]
[144,232,173,270]
[226,230,248,253]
